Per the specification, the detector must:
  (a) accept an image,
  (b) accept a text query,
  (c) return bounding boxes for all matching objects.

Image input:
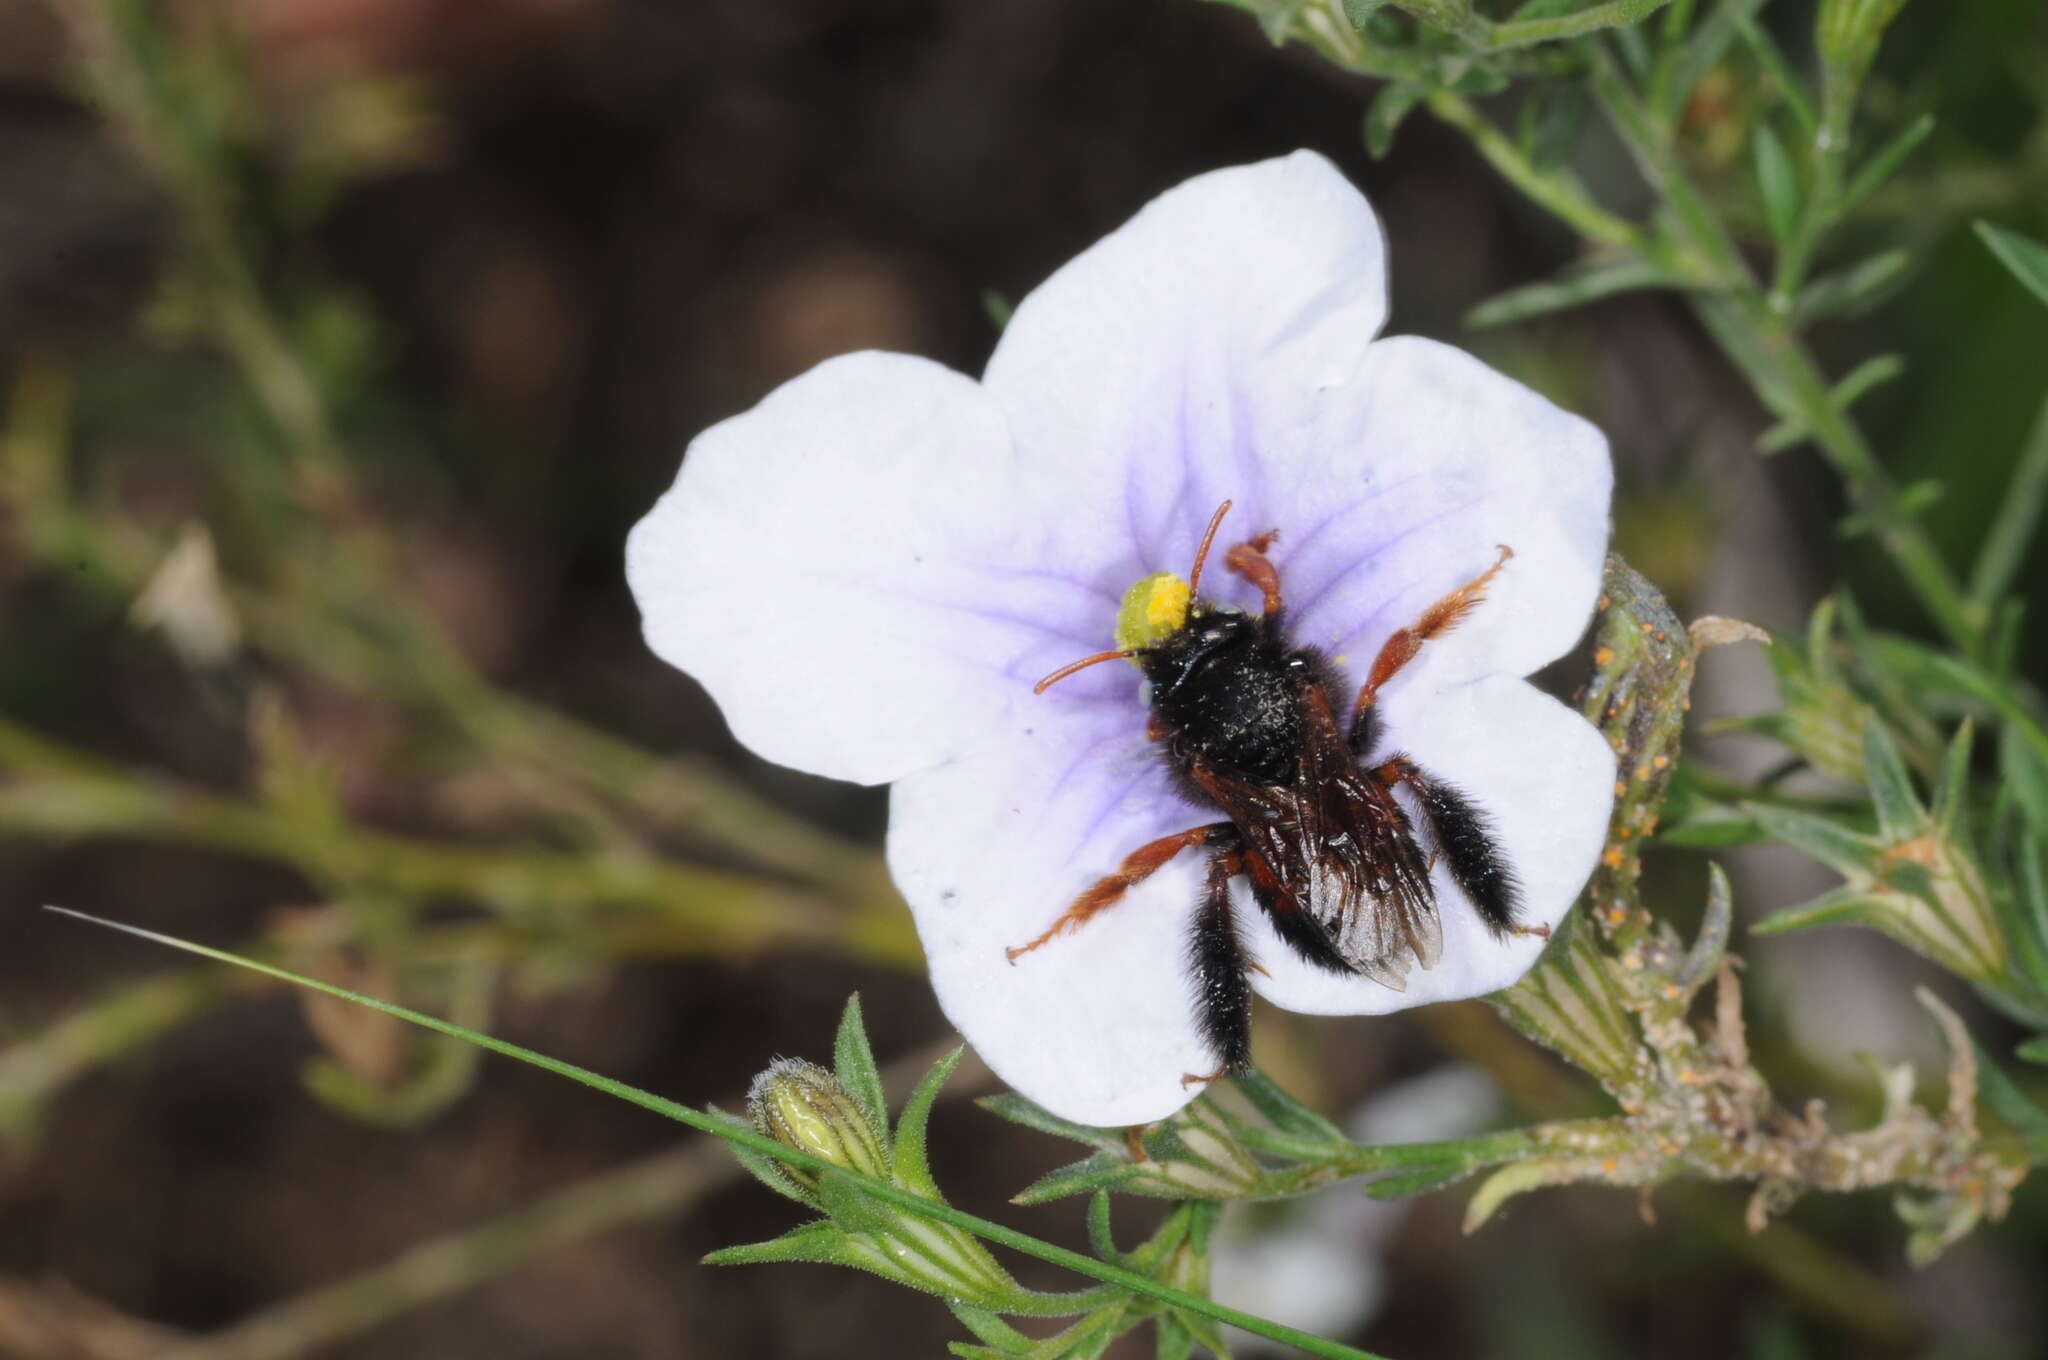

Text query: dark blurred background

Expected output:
[3,1,2046,1357]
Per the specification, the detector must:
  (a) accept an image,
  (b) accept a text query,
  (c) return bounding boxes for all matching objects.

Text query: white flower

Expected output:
[628,152,1614,1128]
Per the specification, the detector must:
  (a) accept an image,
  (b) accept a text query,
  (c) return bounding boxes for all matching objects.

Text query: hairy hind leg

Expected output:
[1005,822,1234,963]
[1350,545,1513,748]
[1374,756,1529,938]
[1182,849,1255,1088]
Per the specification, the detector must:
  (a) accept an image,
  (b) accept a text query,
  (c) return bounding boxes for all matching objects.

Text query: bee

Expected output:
[1008,501,1534,1087]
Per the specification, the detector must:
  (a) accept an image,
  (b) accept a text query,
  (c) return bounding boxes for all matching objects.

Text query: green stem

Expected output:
[1423,90,1647,250]
[0,717,918,968]
[1582,44,1984,656]
[45,910,1386,1360]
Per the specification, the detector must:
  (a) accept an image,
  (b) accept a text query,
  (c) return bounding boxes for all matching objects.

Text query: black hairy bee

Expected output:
[1009,501,1531,1087]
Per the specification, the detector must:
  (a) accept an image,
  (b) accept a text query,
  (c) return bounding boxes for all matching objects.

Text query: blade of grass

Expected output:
[42,908,1386,1360]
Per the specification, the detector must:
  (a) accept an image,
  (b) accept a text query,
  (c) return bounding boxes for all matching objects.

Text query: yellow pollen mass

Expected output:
[1114,572,1191,656]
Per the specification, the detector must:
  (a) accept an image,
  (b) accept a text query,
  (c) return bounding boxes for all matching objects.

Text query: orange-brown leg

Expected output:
[1223,530,1284,616]
[1352,544,1514,721]
[1005,823,1230,963]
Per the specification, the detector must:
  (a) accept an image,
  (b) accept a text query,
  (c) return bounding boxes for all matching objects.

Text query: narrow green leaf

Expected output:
[704,1221,854,1268]
[951,1303,1037,1355]
[1838,112,1935,217]
[1229,1068,1345,1145]
[1176,1303,1236,1360]
[1753,125,1800,243]
[1154,1315,1195,1360]
[1364,1161,1470,1199]
[1747,804,1881,877]
[2004,722,2048,844]
[1086,1191,1120,1264]
[1657,0,1767,121]
[1968,393,2048,611]
[1796,250,1911,322]
[1517,80,1589,171]
[1011,1153,1135,1206]
[2013,835,2048,987]
[977,1093,1119,1150]
[833,993,890,1143]
[1466,256,1675,329]
[892,1047,965,1198]
[1732,10,1817,137]
[1975,221,2048,308]
[1364,81,1425,159]
[1757,354,1903,453]
[711,1108,826,1210]
[2018,1036,2048,1065]
[1862,719,1924,842]
[1932,720,1974,842]
[1973,1041,2048,1136]
[1751,886,1897,937]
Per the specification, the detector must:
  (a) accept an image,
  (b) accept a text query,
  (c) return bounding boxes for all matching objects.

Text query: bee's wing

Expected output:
[1287,689,1443,983]
[1192,688,1442,983]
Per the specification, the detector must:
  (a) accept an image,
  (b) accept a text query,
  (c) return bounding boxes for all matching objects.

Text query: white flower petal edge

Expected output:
[1243,675,1616,1014]
[1272,335,1612,695]
[980,151,1391,574]
[628,351,1057,786]
[889,714,1218,1128]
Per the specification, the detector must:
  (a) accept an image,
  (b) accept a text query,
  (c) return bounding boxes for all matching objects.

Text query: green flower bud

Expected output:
[747,1058,888,1187]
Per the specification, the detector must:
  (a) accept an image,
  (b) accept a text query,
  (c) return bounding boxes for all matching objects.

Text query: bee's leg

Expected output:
[1182,847,1255,1088]
[1375,756,1525,937]
[1349,545,1514,752]
[1239,849,1357,977]
[1223,530,1285,616]
[1005,822,1234,963]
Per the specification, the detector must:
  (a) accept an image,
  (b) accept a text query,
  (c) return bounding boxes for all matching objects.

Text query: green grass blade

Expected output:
[42,908,1389,1360]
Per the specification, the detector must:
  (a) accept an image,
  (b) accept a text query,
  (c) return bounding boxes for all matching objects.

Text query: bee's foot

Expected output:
[1179,1065,1230,1089]
[1509,922,1552,941]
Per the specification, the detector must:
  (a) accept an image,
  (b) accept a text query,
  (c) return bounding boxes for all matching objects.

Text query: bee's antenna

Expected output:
[1033,649,1133,694]
[1186,499,1233,600]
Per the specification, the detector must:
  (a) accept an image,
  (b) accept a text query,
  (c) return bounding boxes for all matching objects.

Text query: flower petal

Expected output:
[979,151,1391,579]
[889,711,1225,1127]
[1270,336,1611,695]
[627,351,1114,785]
[1243,675,1614,1014]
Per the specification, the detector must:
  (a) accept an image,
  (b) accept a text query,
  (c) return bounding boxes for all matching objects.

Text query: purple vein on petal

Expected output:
[1064,761,1173,872]
[964,563,1121,607]
[1274,469,1427,576]
[1285,495,1486,633]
